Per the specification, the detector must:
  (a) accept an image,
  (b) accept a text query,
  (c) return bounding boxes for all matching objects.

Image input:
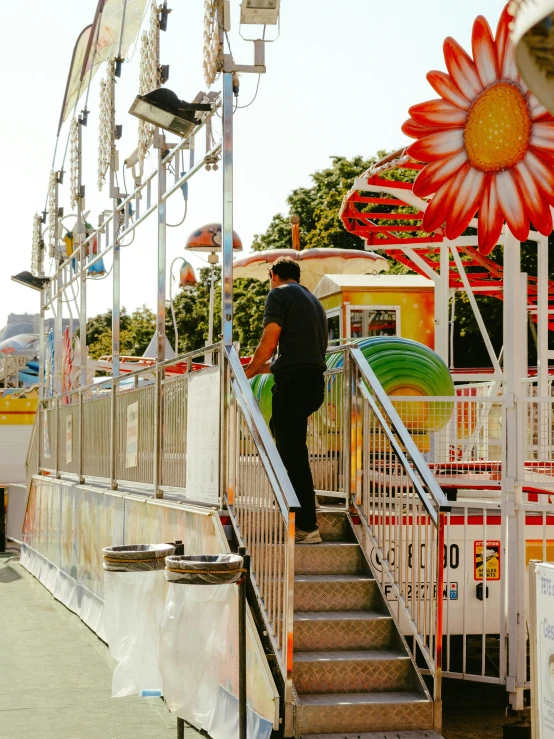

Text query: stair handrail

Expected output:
[349,345,451,515]
[346,344,449,730]
[223,345,298,735]
[225,345,299,515]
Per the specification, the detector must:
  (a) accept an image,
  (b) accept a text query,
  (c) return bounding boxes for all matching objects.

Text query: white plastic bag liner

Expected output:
[103,569,166,697]
[160,582,238,732]
[207,686,273,739]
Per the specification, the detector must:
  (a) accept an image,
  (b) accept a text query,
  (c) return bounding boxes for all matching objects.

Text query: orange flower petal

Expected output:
[422,163,471,233]
[496,170,529,242]
[472,16,498,88]
[409,99,467,127]
[530,120,554,152]
[495,5,511,74]
[413,150,468,198]
[407,129,465,163]
[444,36,483,100]
[401,117,452,139]
[514,161,553,235]
[445,166,486,239]
[478,177,504,255]
[524,150,554,203]
[529,95,551,121]
[427,70,471,110]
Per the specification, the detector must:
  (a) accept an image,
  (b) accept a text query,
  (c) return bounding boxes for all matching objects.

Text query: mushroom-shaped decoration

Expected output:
[232,247,389,292]
[179,259,198,290]
[185,223,243,253]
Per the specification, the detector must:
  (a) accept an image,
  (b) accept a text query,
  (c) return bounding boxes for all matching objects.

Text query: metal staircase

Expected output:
[293,511,439,738]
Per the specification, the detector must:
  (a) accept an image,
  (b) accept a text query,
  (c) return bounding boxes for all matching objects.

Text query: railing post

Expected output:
[284,509,296,738]
[110,378,118,490]
[434,510,445,732]
[342,350,352,504]
[153,363,164,498]
[55,395,60,479]
[37,401,43,474]
[79,389,85,484]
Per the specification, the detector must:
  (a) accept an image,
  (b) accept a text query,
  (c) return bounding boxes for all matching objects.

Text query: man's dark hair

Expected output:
[271,256,301,282]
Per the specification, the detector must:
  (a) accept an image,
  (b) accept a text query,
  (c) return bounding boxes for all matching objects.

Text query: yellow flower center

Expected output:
[464,81,531,172]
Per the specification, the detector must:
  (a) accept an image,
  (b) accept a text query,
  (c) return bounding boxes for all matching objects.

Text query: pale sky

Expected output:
[0,0,505,330]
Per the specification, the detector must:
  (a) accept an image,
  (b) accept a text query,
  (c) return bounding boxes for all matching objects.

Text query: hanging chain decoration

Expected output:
[31,213,45,276]
[203,0,223,88]
[98,58,116,191]
[69,117,80,210]
[47,169,58,258]
[137,1,161,168]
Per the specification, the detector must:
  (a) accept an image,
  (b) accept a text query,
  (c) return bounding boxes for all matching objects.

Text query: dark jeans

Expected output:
[269,368,325,532]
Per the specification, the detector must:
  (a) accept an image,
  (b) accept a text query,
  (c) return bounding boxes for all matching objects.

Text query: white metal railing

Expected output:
[36,343,299,731]
[224,346,297,732]
[308,366,347,501]
[343,344,450,715]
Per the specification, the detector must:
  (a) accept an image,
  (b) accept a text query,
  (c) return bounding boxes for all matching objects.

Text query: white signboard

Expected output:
[534,562,554,738]
[65,414,73,465]
[126,401,139,468]
[43,410,51,459]
[185,368,220,504]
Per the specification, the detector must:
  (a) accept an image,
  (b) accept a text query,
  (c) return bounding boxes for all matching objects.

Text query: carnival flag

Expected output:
[59,0,148,131]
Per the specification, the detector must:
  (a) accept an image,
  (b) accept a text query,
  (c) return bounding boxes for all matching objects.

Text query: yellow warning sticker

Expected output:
[474,540,501,581]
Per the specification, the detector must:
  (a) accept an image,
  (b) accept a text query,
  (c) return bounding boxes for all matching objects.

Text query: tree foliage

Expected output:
[85,153,554,369]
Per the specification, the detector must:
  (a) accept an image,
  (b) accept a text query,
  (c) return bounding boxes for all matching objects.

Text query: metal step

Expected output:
[294,574,380,613]
[300,732,443,739]
[294,611,396,652]
[296,691,434,735]
[293,649,415,694]
[295,542,363,575]
[316,511,350,542]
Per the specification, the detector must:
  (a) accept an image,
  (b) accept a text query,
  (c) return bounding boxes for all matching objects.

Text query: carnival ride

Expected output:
[12,0,554,735]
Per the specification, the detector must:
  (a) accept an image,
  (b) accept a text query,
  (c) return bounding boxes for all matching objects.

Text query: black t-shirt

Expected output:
[263,282,327,375]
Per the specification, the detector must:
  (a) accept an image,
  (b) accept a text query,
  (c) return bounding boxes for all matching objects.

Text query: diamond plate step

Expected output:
[297,691,434,735]
[300,732,443,739]
[316,511,350,542]
[294,611,396,652]
[295,542,363,575]
[294,574,380,613]
[293,649,415,694]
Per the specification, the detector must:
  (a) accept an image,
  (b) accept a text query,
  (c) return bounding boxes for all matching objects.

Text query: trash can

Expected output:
[160,548,251,739]
[102,543,175,698]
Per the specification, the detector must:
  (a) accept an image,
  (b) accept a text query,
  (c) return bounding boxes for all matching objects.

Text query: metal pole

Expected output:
[176,718,185,739]
[503,230,525,712]
[39,288,45,401]
[112,200,120,380]
[238,545,249,739]
[154,140,167,498]
[206,257,217,365]
[0,487,6,554]
[222,72,234,348]
[528,559,540,739]
[78,117,88,388]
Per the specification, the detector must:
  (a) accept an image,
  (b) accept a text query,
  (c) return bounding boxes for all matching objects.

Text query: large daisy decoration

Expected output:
[402,4,554,255]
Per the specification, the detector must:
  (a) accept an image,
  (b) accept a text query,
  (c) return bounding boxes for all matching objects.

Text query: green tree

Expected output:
[252,155,382,252]
[166,267,268,356]
[86,305,156,359]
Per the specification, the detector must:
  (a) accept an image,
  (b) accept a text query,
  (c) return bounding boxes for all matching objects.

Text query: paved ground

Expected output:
[0,553,202,739]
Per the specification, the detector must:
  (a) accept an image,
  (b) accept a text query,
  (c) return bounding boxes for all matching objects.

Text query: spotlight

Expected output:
[129,88,212,137]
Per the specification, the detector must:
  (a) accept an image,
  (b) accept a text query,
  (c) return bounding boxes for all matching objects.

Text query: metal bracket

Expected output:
[223,52,266,75]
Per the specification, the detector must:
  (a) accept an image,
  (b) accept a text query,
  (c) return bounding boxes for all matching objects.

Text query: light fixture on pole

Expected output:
[129,88,212,137]
[185,223,242,360]
[169,258,198,355]
[240,0,280,25]
[11,271,51,292]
